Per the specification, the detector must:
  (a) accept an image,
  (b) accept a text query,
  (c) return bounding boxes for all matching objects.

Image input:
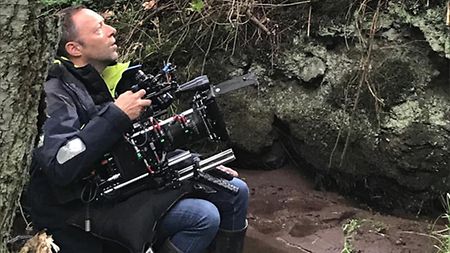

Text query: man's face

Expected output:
[71,9,118,67]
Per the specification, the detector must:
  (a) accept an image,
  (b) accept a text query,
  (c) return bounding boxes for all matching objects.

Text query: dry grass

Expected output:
[100,0,311,67]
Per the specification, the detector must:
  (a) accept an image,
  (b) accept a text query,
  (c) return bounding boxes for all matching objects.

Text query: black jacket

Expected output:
[28,59,192,253]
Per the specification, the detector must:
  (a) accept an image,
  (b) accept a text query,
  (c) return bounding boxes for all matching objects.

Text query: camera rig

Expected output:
[86,64,257,201]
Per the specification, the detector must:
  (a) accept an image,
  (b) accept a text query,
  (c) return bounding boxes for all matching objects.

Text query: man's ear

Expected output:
[65,41,82,57]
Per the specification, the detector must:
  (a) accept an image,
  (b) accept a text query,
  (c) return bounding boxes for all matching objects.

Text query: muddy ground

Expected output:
[9,165,442,253]
[240,166,442,253]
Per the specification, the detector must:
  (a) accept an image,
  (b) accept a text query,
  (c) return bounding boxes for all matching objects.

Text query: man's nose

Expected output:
[107,24,117,36]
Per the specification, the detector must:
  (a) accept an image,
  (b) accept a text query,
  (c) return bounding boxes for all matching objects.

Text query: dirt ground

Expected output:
[9,165,442,253]
[240,166,441,253]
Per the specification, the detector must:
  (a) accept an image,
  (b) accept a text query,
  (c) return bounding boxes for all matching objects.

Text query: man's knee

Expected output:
[174,198,221,234]
[194,199,221,233]
[231,178,249,207]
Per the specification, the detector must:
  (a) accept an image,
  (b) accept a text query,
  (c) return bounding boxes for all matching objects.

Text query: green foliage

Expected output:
[341,219,361,253]
[188,0,205,12]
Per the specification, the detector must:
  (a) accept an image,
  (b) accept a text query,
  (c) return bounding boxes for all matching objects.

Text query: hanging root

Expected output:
[328,0,385,168]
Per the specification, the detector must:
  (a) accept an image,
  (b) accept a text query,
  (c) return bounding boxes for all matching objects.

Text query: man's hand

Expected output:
[217,165,238,177]
[114,89,152,120]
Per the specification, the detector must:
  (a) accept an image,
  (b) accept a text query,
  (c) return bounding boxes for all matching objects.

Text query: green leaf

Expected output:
[189,0,204,12]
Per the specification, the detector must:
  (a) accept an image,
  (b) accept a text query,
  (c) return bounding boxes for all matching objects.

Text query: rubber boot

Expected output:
[155,239,182,253]
[212,223,247,253]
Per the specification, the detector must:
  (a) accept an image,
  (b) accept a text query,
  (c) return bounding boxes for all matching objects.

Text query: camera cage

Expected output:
[89,64,257,201]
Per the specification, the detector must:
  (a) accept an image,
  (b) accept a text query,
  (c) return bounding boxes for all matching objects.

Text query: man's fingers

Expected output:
[140,99,152,107]
[117,90,132,99]
[134,89,147,98]
[217,165,239,177]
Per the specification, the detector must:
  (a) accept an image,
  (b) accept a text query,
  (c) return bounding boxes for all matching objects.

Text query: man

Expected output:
[27,6,248,253]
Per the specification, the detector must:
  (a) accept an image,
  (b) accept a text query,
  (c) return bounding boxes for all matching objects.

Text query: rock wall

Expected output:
[209,0,450,212]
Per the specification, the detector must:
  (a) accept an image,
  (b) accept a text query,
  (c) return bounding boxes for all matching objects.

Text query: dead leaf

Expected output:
[143,0,157,10]
[101,10,114,19]
[19,231,60,253]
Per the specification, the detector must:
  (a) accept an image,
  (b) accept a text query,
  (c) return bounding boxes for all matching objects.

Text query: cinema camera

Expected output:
[84,64,257,202]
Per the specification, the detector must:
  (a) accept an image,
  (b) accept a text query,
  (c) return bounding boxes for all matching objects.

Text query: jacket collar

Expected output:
[47,57,137,103]
[49,57,113,105]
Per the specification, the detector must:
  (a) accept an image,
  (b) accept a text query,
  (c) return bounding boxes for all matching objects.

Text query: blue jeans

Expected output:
[156,178,249,253]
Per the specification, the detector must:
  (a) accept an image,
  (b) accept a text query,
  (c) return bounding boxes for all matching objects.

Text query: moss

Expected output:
[368,59,415,108]
[387,2,450,58]
[276,38,330,87]
[218,89,274,153]
[382,93,450,134]
[382,100,421,133]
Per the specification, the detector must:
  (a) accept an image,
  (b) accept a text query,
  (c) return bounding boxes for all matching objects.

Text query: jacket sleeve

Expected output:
[37,78,132,186]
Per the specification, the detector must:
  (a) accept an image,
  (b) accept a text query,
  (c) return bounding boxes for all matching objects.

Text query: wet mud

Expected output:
[240,166,439,253]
